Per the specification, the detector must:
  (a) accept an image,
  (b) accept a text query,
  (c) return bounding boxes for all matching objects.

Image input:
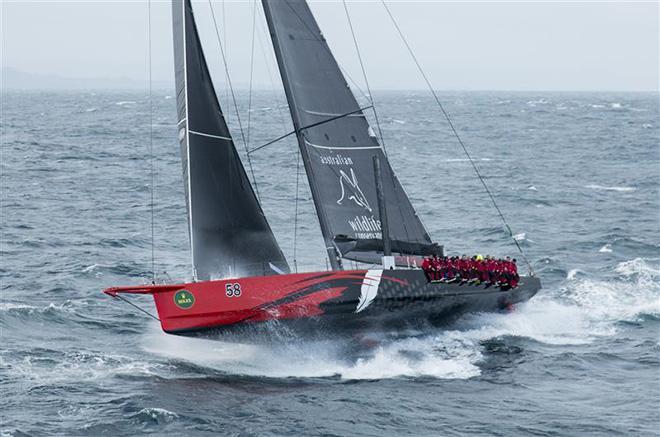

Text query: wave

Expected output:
[599,243,613,253]
[1,350,162,387]
[0,301,85,315]
[115,101,136,106]
[563,257,659,324]
[444,158,493,162]
[566,268,585,280]
[585,184,636,192]
[131,408,179,425]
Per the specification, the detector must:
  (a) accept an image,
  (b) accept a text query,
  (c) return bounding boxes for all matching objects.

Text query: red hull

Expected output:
[104,269,541,336]
[105,270,371,333]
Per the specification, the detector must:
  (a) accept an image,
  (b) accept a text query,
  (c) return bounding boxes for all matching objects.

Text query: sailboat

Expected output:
[103,0,541,338]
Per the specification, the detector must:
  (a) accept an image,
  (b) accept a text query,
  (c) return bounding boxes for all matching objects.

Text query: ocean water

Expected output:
[1,90,659,435]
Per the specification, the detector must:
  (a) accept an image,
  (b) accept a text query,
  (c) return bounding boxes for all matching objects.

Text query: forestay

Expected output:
[173,0,289,280]
[262,0,439,267]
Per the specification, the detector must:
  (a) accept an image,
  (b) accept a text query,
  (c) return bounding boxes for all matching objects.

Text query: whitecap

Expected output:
[566,268,584,280]
[564,257,660,324]
[614,257,660,277]
[0,303,38,312]
[526,98,548,106]
[134,408,179,423]
[610,102,622,109]
[527,186,538,191]
[115,101,136,106]
[599,244,613,253]
[4,350,162,386]
[585,184,636,192]
[444,158,493,163]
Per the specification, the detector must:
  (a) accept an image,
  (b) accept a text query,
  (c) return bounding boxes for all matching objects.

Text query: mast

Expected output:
[172,0,289,280]
[372,156,391,257]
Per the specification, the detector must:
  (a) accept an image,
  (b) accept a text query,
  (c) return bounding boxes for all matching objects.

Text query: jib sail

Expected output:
[173,0,289,280]
[261,0,438,268]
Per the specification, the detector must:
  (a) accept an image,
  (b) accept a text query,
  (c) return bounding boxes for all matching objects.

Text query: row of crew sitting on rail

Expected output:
[421,254,519,288]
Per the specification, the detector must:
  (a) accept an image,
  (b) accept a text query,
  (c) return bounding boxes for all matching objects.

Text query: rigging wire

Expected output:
[245,0,258,151]
[222,0,229,104]
[293,147,301,273]
[111,294,160,322]
[255,6,294,141]
[341,0,385,150]
[147,0,155,284]
[380,0,535,275]
[208,0,262,202]
[247,105,373,155]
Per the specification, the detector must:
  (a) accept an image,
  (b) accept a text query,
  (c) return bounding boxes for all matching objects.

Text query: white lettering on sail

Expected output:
[337,168,372,212]
[348,215,382,239]
[319,154,354,166]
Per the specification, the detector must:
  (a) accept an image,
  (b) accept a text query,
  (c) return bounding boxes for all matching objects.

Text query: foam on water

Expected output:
[132,408,179,424]
[1,350,163,386]
[585,184,636,192]
[563,258,660,323]
[0,300,87,315]
[142,325,482,380]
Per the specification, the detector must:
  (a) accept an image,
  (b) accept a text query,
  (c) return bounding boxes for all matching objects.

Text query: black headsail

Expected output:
[172,0,289,280]
[261,0,439,268]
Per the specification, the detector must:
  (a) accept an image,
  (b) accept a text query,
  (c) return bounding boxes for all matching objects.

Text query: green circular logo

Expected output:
[174,289,195,309]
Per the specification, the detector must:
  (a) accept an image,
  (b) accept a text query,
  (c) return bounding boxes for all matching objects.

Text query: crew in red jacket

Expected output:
[421,256,432,281]
[509,258,519,288]
[430,254,441,281]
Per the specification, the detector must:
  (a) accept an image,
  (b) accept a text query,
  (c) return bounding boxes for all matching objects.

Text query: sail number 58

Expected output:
[225,283,242,297]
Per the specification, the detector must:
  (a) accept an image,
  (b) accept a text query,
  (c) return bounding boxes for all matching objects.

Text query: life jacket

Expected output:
[431,258,440,270]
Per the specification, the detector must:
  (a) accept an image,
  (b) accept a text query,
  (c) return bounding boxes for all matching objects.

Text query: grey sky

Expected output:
[1,1,658,91]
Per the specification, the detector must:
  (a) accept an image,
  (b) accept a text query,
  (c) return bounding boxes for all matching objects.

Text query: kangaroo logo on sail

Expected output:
[337,168,372,212]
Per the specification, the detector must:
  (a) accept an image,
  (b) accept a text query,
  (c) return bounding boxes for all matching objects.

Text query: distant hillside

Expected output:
[1,67,172,90]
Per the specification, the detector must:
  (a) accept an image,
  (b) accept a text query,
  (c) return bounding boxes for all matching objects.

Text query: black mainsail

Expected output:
[262,0,438,268]
[173,0,289,280]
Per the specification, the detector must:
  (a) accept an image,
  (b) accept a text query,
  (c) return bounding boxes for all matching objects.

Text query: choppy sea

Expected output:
[1,90,659,435]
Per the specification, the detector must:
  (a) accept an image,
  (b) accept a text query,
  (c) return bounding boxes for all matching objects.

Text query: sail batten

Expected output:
[173,0,289,280]
[262,0,438,265]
